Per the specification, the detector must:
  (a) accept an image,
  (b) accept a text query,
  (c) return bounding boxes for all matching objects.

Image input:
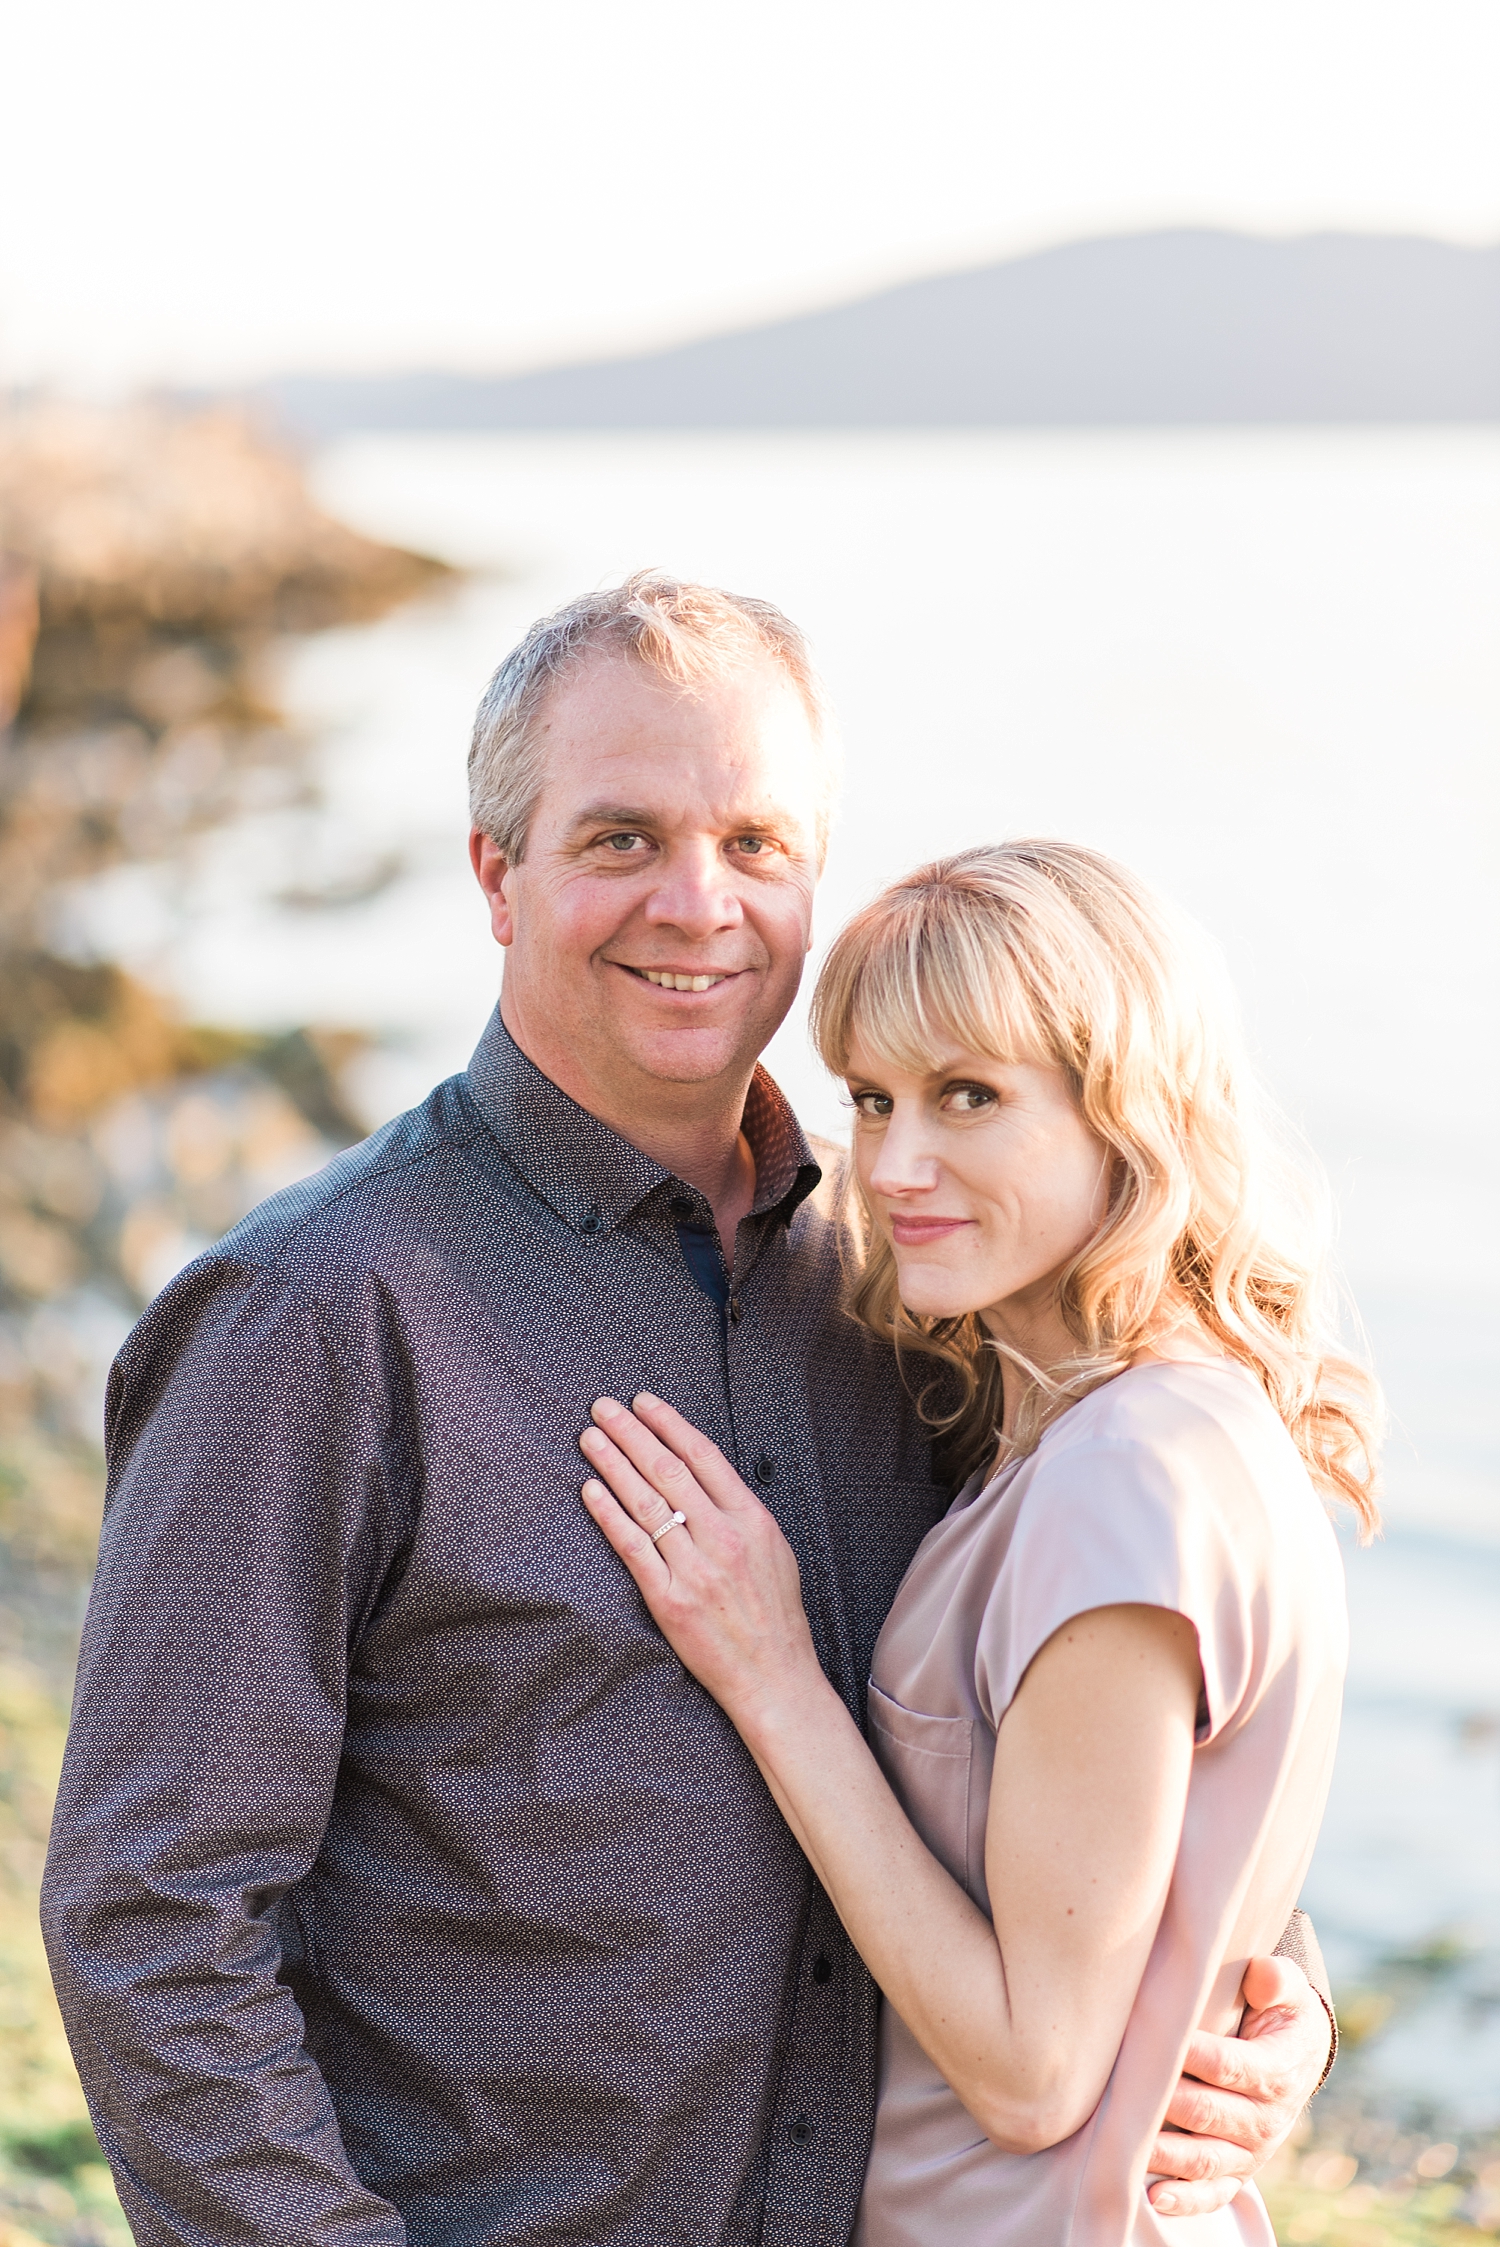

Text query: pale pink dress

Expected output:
[856,1361,1347,2247]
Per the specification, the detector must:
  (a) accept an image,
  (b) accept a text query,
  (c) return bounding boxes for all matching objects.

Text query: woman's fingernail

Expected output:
[580,1428,604,1450]
[1154,2194,1177,2213]
[635,1392,661,1408]
[593,1397,622,1418]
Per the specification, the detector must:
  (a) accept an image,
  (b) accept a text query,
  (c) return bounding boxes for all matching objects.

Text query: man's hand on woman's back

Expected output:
[1147,1954,1332,2215]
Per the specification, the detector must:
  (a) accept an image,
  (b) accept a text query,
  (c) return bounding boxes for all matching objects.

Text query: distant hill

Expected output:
[259,230,1500,438]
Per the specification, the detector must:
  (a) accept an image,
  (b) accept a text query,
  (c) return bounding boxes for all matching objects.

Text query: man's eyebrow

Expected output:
[567,804,661,832]
[565,803,800,836]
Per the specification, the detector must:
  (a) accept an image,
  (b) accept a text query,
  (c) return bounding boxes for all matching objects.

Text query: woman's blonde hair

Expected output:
[810,840,1382,1533]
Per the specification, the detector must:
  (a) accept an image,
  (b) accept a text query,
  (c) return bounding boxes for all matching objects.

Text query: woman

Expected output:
[578,841,1380,2244]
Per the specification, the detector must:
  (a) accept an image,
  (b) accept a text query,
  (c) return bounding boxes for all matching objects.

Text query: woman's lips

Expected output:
[889,1215,976,1246]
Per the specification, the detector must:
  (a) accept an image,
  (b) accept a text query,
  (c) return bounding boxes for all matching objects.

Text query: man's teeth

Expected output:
[642,970,727,991]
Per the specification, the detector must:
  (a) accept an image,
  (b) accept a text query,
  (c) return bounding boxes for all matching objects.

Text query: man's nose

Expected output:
[642,843,745,937]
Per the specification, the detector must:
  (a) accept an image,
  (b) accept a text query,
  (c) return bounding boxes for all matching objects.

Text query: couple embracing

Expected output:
[43,574,1378,2245]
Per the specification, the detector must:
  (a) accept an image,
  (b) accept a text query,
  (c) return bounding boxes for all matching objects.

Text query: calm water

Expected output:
[83,429,1500,2113]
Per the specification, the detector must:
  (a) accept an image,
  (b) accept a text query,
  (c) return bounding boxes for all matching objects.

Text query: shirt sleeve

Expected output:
[41,1254,418,2247]
[1275,1905,1339,2088]
[970,1416,1265,1743]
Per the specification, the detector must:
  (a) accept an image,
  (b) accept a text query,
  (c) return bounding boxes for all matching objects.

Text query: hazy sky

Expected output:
[4,0,1498,388]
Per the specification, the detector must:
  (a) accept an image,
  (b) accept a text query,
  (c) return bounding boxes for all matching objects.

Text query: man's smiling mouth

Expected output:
[620,966,735,991]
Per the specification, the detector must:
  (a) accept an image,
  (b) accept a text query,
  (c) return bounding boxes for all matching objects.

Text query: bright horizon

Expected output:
[3,0,1498,392]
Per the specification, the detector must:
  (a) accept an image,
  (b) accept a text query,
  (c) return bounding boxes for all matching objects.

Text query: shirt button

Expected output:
[670,1196,696,1218]
[727,1295,742,1325]
[579,1206,603,1234]
[788,2115,814,2144]
[812,1952,832,1984]
[754,1454,777,1484]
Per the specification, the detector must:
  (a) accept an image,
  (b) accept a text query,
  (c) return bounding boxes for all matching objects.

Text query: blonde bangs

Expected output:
[811,869,1063,1083]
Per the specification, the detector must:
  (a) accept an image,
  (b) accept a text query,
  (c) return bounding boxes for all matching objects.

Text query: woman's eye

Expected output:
[944,1083,997,1114]
[850,1090,893,1117]
[732,835,767,855]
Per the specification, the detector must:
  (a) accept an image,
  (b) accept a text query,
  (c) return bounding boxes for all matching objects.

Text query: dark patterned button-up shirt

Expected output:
[43,1010,950,2247]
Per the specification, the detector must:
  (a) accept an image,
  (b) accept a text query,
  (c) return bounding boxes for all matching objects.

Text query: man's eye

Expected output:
[944,1083,997,1114]
[602,833,646,853]
[732,835,767,855]
[850,1091,893,1117]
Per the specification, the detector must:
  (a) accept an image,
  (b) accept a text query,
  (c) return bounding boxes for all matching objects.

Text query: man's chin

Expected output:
[612,1018,773,1091]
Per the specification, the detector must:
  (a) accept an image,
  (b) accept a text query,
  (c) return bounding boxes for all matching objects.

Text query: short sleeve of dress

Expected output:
[970,1377,1272,1744]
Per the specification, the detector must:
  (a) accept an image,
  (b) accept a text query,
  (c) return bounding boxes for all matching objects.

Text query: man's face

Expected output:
[474,649,825,1111]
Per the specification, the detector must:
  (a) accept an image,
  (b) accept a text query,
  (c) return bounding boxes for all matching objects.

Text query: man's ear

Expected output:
[470,830,516,948]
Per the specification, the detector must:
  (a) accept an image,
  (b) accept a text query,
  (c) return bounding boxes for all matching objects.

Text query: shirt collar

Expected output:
[463,1007,822,1237]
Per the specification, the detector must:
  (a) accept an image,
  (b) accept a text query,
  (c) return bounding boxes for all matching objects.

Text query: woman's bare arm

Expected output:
[579,1392,1199,2152]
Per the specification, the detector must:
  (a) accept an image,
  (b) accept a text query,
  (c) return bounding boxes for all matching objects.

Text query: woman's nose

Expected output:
[866,1115,941,1197]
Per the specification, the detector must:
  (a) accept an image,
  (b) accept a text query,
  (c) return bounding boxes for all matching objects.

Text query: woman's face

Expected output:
[845,1032,1112,1347]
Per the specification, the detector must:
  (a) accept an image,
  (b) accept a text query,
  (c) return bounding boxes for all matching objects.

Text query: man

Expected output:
[44,575,1332,2246]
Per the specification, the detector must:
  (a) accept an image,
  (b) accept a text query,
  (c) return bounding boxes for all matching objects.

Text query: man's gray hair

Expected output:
[468,570,839,864]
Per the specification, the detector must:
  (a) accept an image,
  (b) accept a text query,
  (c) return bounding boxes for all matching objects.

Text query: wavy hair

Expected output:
[810,841,1382,1533]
